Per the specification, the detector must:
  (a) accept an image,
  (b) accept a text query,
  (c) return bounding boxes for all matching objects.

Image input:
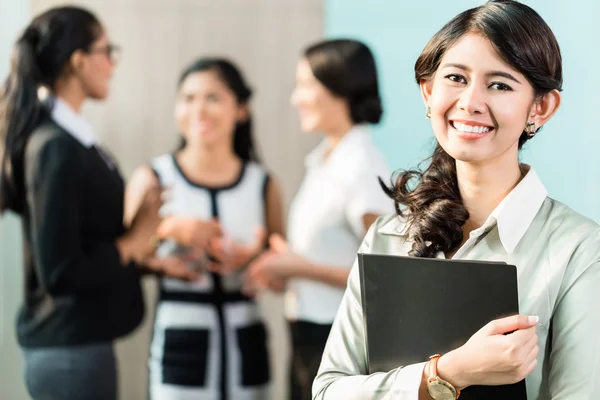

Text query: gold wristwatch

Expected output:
[426,354,460,400]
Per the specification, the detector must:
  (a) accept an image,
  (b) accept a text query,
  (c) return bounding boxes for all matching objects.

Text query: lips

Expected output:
[190,121,210,136]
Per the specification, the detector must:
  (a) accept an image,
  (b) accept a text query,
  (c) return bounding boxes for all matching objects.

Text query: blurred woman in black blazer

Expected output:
[0,6,191,400]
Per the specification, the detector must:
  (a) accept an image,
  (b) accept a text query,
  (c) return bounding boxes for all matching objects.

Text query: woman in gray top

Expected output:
[313,1,600,399]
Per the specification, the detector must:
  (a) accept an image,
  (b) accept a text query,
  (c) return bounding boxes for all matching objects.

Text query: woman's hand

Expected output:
[436,314,540,390]
[157,216,222,249]
[141,254,202,281]
[244,234,310,294]
[207,226,266,275]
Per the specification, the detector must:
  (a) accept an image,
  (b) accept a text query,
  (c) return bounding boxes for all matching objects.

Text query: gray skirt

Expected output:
[22,342,117,400]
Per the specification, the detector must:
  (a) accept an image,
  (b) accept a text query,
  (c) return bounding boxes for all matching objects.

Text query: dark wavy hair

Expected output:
[0,7,101,214]
[383,0,563,258]
[304,39,383,124]
[177,58,259,162]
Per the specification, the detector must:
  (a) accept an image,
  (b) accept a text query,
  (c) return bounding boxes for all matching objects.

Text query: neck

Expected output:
[456,156,523,232]
[178,141,239,172]
[53,80,86,113]
[323,120,354,159]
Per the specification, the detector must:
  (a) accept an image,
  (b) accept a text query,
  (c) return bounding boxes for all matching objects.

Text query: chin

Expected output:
[450,154,481,163]
[90,89,110,101]
[192,134,222,148]
[439,136,486,159]
[298,118,320,134]
[438,142,473,162]
[445,148,490,164]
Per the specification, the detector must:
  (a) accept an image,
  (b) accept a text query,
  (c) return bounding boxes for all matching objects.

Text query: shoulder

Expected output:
[372,212,405,232]
[341,132,391,180]
[25,119,84,174]
[348,214,412,290]
[359,213,412,254]
[241,161,270,188]
[150,153,175,173]
[244,160,268,177]
[26,119,78,157]
[127,154,166,195]
[348,131,388,163]
[128,164,158,186]
[538,197,600,278]
[541,197,599,245]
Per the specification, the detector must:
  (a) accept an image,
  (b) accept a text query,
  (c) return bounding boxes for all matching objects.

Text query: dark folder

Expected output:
[358,253,527,399]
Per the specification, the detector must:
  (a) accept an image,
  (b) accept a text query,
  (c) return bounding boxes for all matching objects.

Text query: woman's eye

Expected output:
[490,82,513,91]
[445,74,466,84]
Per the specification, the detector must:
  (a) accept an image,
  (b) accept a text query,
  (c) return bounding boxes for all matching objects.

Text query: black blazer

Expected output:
[17,117,144,348]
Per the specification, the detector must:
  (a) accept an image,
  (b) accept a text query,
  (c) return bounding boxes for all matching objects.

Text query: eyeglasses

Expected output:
[88,44,122,64]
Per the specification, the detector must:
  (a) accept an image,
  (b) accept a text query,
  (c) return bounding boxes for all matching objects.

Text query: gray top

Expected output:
[313,167,600,400]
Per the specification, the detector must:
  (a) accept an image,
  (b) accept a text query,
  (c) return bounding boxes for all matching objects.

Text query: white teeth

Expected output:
[453,122,490,134]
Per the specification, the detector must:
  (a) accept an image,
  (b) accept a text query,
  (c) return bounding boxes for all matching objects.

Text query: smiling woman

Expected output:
[124,57,285,400]
[312,1,600,400]
[395,0,563,259]
[243,38,393,400]
[422,33,560,167]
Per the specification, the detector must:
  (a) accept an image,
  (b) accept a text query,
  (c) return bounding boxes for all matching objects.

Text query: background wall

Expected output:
[326,0,600,223]
[1,0,323,399]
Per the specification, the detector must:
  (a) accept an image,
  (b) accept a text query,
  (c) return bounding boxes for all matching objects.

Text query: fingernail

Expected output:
[528,316,539,324]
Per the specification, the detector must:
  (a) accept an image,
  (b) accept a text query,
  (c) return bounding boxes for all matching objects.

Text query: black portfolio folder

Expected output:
[358,253,527,399]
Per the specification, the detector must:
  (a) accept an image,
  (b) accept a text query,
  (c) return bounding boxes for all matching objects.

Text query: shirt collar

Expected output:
[487,166,547,253]
[304,124,370,168]
[50,97,97,148]
[378,166,547,254]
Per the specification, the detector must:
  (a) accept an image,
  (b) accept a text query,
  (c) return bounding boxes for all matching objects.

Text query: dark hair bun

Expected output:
[350,95,382,124]
[304,39,383,125]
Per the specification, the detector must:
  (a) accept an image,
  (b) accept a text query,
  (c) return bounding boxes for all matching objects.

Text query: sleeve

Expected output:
[345,157,394,239]
[25,137,138,296]
[548,237,600,399]
[312,222,427,400]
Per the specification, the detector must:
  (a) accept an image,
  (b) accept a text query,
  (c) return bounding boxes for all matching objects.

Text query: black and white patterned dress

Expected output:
[148,154,271,400]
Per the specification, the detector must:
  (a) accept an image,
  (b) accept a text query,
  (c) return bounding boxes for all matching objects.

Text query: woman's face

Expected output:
[175,70,246,149]
[77,31,117,100]
[290,58,351,134]
[421,33,560,167]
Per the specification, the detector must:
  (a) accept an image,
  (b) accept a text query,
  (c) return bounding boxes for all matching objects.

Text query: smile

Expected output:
[450,120,494,139]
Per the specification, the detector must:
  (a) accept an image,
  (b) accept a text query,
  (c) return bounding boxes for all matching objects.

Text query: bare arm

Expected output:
[362,213,380,232]
[123,167,221,247]
[265,177,285,238]
[124,165,158,228]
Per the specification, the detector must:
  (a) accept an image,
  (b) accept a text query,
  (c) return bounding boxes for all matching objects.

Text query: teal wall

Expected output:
[326,0,600,222]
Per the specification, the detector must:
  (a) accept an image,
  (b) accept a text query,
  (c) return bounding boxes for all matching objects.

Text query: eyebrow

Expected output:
[441,63,522,84]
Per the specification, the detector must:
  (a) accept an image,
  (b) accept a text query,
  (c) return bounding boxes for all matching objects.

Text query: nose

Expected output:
[110,47,122,66]
[457,83,487,114]
[194,99,208,118]
[290,87,301,108]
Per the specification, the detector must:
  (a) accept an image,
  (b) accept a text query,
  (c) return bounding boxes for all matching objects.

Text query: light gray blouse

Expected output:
[313,168,600,400]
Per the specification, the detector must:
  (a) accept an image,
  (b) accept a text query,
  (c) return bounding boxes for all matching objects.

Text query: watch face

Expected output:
[427,381,456,400]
